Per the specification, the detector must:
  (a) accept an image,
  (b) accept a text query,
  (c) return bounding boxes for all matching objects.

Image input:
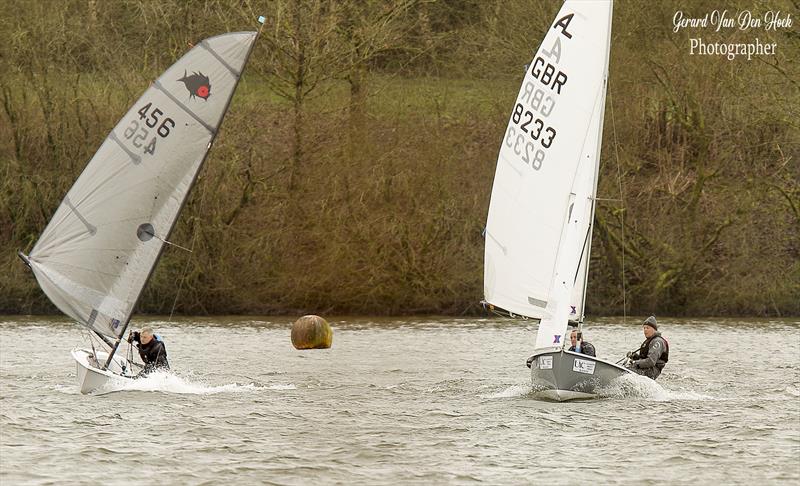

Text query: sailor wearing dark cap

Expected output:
[626,316,669,380]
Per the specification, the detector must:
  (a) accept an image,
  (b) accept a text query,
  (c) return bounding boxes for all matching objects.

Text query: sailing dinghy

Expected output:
[19,26,262,394]
[483,0,631,401]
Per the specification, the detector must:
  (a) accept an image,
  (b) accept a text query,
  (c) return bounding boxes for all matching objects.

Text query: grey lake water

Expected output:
[1,316,798,485]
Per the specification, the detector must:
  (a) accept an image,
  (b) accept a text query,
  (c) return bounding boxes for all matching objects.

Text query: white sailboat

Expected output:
[19,24,262,394]
[483,0,631,400]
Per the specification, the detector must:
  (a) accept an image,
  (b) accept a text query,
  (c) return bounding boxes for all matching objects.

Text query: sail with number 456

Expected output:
[21,31,258,346]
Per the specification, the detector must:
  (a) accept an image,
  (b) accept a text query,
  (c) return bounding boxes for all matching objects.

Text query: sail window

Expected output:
[137,223,156,242]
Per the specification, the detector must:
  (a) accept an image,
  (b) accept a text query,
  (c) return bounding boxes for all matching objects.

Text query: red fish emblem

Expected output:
[178,70,211,100]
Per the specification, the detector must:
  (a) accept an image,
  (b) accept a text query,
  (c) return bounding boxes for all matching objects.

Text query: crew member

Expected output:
[128,326,170,377]
[526,328,597,368]
[627,316,669,380]
[568,329,596,357]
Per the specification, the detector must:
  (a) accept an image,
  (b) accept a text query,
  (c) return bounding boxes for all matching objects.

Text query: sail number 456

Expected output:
[123,102,175,155]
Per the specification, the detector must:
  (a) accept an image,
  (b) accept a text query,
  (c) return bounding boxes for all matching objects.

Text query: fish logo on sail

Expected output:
[178,70,211,100]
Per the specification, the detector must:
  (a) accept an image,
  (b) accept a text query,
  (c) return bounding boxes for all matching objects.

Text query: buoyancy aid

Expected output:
[637,334,669,368]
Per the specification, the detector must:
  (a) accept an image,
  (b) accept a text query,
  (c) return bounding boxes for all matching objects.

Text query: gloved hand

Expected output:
[626,351,633,359]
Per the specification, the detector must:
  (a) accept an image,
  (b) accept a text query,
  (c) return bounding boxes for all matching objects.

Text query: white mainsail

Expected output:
[483,0,613,349]
[24,32,258,340]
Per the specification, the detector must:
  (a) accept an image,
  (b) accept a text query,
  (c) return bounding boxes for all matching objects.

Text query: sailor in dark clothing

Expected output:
[128,327,169,377]
[627,316,669,380]
[567,329,596,357]
[526,328,597,368]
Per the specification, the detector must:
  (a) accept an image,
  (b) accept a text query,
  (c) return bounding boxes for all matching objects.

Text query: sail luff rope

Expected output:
[609,91,627,325]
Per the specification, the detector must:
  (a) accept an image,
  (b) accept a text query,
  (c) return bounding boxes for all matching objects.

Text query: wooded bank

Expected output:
[1,0,798,316]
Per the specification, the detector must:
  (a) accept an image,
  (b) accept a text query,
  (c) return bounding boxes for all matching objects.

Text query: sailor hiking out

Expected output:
[626,316,669,380]
[128,327,170,377]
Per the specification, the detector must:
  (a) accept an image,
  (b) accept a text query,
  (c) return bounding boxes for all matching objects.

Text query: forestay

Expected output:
[483,1,612,349]
[24,32,258,340]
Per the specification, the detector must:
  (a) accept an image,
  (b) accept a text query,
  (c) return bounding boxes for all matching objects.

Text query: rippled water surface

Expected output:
[1,316,798,484]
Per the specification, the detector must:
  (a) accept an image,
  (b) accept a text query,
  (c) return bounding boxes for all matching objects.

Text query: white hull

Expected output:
[72,348,134,394]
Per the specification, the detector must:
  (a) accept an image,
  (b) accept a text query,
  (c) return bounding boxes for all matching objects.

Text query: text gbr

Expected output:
[503,12,574,171]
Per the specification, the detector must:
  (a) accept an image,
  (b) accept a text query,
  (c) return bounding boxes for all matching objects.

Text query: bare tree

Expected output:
[255,1,345,191]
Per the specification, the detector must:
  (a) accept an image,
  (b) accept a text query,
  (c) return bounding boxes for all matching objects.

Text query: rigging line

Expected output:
[152,234,193,253]
[89,337,99,368]
[82,328,101,368]
[125,340,143,371]
[167,229,197,323]
[609,91,627,325]
[168,26,264,323]
[166,135,212,323]
[166,110,215,323]
[140,226,194,253]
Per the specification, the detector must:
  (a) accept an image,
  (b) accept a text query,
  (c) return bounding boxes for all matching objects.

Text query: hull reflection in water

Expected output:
[530,349,631,401]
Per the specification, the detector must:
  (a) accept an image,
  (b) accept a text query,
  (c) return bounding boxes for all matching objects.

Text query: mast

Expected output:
[577,1,614,329]
[102,19,266,370]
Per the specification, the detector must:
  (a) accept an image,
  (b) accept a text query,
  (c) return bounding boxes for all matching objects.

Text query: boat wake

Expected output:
[482,383,534,399]
[92,371,280,395]
[485,375,714,402]
[597,373,714,401]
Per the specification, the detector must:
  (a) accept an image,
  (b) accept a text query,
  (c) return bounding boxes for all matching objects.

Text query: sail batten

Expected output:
[484,0,613,344]
[27,31,258,340]
[200,40,242,77]
[152,80,217,134]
